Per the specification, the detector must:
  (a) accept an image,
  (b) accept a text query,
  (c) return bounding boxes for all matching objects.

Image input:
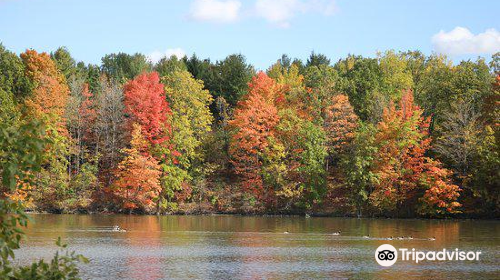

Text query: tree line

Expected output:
[1,45,498,218]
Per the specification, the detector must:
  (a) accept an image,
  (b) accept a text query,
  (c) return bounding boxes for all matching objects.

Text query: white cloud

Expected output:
[147,48,187,64]
[254,0,336,28]
[432,27,500,55]
[189,0,242,23]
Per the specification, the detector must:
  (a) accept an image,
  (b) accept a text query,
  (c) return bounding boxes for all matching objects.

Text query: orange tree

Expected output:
[370,90,460,216]
[112,124,162,213]
[229,72,281,203]
[20,49,71,210]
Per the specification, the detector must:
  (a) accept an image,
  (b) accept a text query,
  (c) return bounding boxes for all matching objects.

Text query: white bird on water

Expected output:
[113,225,126,232]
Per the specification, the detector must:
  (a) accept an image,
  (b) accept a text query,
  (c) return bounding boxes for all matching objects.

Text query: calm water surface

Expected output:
[17,214,500,279]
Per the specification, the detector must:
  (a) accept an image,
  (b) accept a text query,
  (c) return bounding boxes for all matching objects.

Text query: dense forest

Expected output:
[0,45,498,218]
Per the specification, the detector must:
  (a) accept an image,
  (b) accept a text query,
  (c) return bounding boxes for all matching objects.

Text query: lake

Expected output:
[17,214,500,279]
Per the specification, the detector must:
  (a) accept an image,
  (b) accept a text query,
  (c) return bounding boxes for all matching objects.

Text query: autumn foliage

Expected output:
[21,49,69,130]
[112,124,162,212]
[324,94,358,157]
[370,90,460,215]
[124,72,171,146]
[419,158,461,215]
[111,72,174,212]
[4,45,491,217]
[79,83,96,141]
[229,72,281,199]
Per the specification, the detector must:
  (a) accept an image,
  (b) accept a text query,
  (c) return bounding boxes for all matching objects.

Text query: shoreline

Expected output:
[24,210,500,221]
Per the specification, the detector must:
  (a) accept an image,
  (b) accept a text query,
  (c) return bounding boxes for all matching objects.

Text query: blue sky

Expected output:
[0,0,499,70]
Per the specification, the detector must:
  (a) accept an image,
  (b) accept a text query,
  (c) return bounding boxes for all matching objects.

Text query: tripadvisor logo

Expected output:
[375,244,398,266]
[375,244,482,267]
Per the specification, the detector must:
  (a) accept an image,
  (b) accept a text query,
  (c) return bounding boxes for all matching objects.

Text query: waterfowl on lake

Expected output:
[112,225,126,232]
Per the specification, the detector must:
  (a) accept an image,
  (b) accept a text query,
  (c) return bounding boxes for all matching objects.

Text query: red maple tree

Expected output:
[124,71,171,146]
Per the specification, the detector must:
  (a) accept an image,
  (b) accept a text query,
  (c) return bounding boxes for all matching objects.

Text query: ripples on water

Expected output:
[16,214,500,279]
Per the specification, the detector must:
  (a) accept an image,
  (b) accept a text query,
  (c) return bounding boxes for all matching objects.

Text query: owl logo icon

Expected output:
[375,244,398,267]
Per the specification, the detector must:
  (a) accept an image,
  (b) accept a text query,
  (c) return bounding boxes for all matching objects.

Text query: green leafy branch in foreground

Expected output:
[12,237,88,280]
[0,120,88,279]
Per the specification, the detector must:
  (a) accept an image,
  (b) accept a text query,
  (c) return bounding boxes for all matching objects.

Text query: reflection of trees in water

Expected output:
[22,215,497,279]
[343,218,460,243]
[371,219,461,280]
[222,217,332,279]
[122,216,163,279]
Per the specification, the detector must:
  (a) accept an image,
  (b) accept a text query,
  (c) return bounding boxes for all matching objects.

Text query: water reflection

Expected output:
[121,216,163,279]
[18,215,500,279]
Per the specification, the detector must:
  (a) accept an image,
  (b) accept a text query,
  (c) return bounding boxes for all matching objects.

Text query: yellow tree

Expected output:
[162,70,213,169]
[160,70,214,208]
